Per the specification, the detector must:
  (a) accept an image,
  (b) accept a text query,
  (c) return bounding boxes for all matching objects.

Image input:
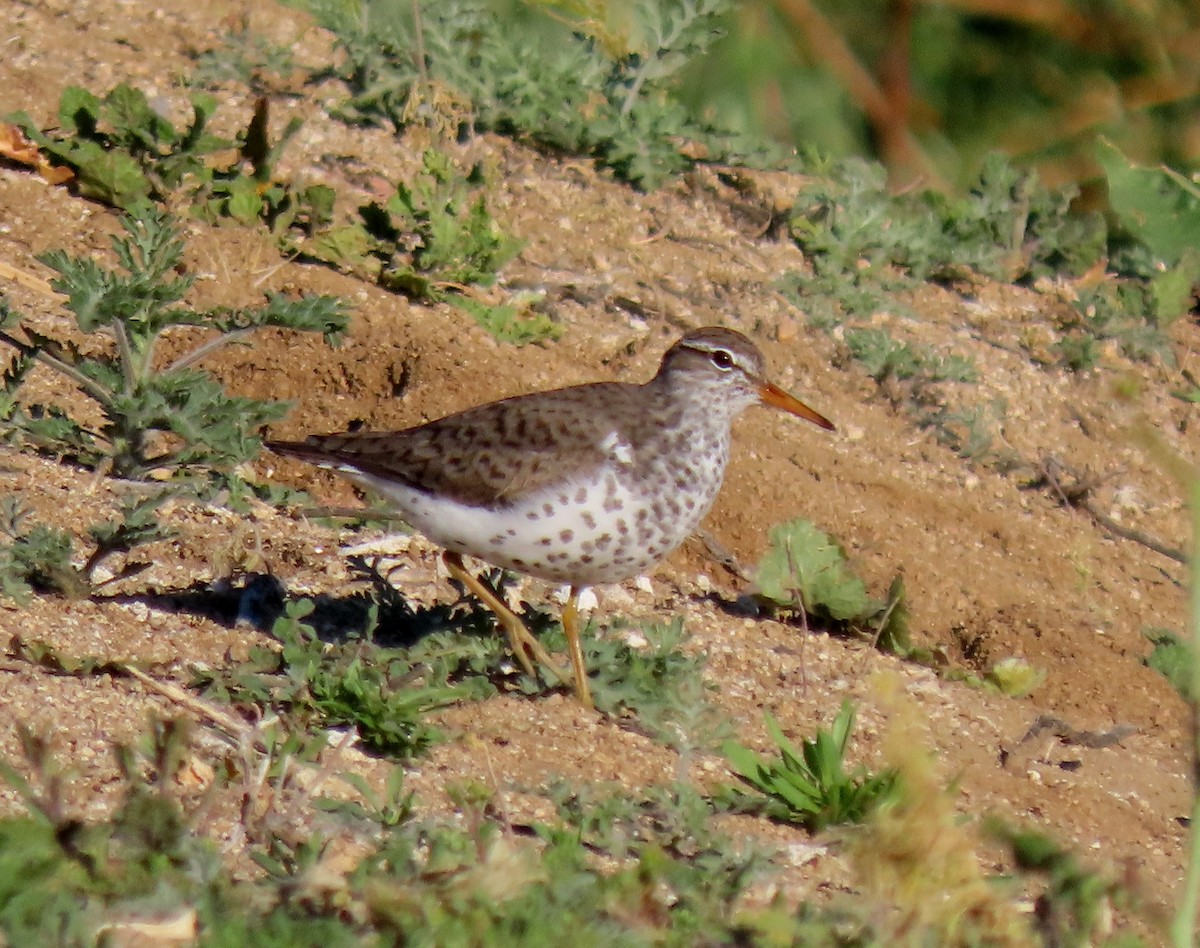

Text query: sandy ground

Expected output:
[1,0,1197,934]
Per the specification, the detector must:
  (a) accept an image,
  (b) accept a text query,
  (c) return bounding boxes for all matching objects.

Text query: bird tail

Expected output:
[263,438,347,468]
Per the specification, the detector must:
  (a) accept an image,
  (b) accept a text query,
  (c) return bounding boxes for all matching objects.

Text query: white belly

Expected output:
[355,466,717,585]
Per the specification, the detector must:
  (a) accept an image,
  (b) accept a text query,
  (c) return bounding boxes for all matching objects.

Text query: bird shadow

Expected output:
[91,564,745,749]
[100,555,563,692]
[105,559,541,643]
[695,587,769,622]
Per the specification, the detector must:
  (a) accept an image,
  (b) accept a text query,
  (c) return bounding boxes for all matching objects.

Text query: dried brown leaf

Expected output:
[0,121,74,185]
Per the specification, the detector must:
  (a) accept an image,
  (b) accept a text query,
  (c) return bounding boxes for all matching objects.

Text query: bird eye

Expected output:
[710,349,735,370]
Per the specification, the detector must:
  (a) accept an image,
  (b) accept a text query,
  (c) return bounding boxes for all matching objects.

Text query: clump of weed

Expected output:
[0,207,347,487]
[449,295,560,347]
[848,676,1034,945]
[917,399,1022,471]
[1054,282,1178,370]
[843,326,976,384]
[299,148,557,345]
[186,21,300,94]
[787,148,1187,388]
[755,517,911,655]
[989,821,1135,946]
[581,617,731,750]
[0,494,174,602]
[301,0,777,190]
[545,780,767,910]
[722,702,899,831]
[1143,627,1194,701]
[0,714,408,943]
[0,721,220,944]
[304,150,521,297]
[359,784,762,942]
[8,85,334,231]
[196,598,476,759]
[786,155,1105,326]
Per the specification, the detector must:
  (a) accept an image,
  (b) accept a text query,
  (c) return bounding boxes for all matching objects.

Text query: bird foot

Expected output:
[442,552,579,699]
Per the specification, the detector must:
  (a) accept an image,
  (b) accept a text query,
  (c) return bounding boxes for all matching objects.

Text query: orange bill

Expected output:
[758,382,835,431]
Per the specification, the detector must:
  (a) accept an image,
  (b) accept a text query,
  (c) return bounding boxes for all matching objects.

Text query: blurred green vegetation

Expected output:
[286,0,1198,361]
[334,0,1198,194]
[681,0,1200,192]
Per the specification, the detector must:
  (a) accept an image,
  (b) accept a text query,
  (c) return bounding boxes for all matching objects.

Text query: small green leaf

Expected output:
[451,297,561,347]
[875,575,910,654]
[104,83,176,147]
[1148,247,1200,325]
[64,141,152,208]
[57,86,101,135]
[1097,139,1200,267]
[223,176,264,223]
[305,223,376,272]
[986,657,1046,698]
[1143,628,1194,700]
[757,519,869,621]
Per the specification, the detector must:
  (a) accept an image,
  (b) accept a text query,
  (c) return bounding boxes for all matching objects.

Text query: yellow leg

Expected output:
[562,587,594,710]
[442,552,572,688]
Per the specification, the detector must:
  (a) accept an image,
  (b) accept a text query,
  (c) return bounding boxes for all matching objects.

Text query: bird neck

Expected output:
[652,368,744,433]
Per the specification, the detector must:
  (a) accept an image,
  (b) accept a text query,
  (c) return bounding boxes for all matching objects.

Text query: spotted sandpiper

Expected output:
[266,327,834,709]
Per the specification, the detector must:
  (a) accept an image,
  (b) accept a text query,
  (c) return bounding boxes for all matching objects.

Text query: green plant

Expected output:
[187,24,299,93]
[780,154,1115,399]
[945,655,1050,699]
[382,150,522,294]
[300,149,557,344]
[1051,145,1198,373]
[317,766,414,831]
[1056,283,1178,369]
[0,493,174,601]
[197,598,471,758]
[1173,374,1200,404]
[449,296,560,347]
[306,150,522,296]
[544,780,767,913]
[1097,139,1200,277]
[1144,627,1194,702]
[722,703,899,832]
[938,154,1108,282]
[0,716,389,945]
[984,657,1046,698]
[918,399,1019,470]
[301,0,776,191]
[843,326,921,381]
[1054,332,1105,373]
[579,618,730,749]
[0,720,225,945]
[843,326,976,384]
[357,808,766,943]
[0,502,74,603]
[782,159,925,328]
[8,84,334,231]
[0,208,347,486]
[786,154,1104,320]
[756,517,910,654]
[989,820,1134,947]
